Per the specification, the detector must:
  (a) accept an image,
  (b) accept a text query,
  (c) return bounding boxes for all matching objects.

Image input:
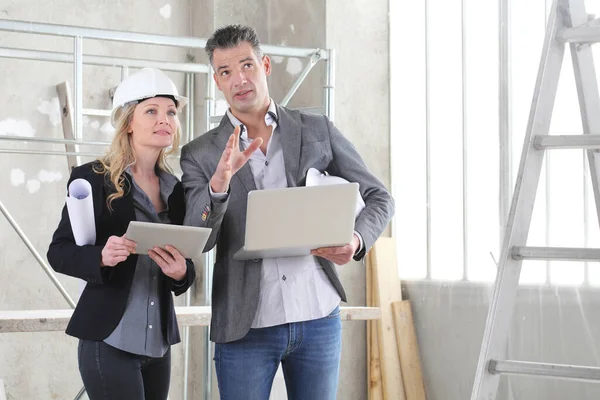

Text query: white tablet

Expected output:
[125,221,211,259]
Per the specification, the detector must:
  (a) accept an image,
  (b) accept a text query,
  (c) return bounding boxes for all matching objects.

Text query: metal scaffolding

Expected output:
[0,18,335,400]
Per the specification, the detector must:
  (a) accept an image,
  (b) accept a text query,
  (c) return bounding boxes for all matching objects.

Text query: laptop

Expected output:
[233,183,359,261]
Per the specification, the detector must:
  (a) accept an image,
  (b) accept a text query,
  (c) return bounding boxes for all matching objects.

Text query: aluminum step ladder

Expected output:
[471,0,600,398]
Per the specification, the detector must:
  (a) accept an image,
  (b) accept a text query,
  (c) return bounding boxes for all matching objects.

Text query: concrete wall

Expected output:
[405,281,600,400]
[0,1,193,399]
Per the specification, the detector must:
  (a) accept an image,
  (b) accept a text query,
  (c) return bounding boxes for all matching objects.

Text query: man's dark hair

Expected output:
[205,25,264,67]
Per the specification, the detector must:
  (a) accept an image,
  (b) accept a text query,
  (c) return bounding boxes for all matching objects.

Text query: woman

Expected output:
[47,67,195,400]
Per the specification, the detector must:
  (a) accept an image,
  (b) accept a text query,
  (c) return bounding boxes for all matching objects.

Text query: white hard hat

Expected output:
[110,67,188,127]
[305,168,366,218]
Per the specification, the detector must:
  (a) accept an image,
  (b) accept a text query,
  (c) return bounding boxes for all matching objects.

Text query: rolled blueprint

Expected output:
[66,178,96,245]
[305,168,366,218]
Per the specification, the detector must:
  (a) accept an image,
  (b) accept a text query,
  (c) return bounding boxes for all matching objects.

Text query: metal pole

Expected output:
[425,0,432,279]
[0,200,76,308]
[182,72,191,400]
[325,49,336,121]
[74,36,83,168]
[281,50,322,107]
[121,66,129,81]
[499,0,512,245]
[461,0,468,280]
[182,71,195,400]
[0,149,105,157]
[73,386,86,400]
[0,135,110,146]
[203,70,216,400]
[0,46,210,73]
[189,73,195,143]
[0,19,324,58]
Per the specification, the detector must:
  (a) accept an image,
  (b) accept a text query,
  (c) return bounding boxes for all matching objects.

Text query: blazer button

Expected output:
[252,259,260,263]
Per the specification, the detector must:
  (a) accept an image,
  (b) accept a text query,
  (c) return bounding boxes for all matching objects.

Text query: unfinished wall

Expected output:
[0,1,195,399]
[405,281,600,400]
[0,0,391,399]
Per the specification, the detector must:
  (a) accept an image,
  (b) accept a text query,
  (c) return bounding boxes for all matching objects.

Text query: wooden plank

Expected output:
[370,237,406,400]
[393,301,427,400]
[56,81,79,170]
[0,306,380,333]
[368,249,384,400]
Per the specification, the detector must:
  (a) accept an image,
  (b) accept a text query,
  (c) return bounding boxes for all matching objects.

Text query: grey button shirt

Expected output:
[104,167,178,357]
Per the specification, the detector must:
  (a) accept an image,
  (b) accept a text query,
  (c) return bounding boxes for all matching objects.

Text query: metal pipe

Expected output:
[0,47,210,74]
[0,149,105,157]
[0,135,110,146]
[121,66,129,81]
[203,250,214,400]
[206,68,216,134]
[584,151,590,284]
[0,148,183,158]
[325,49,336,122]
[182,71,194,400]
[281,50,322,107]
[189,73,195,143]
[202,70,216,400]
[83,108,111,117]
[425,0,432,279]
[185,73,192,144]
[0,19,324,58]
[74,36,83,168]
[490,359,600,380]
[461,0,468,280]
[499,0,512,247]
[73,386,86,400]
[0,199,76,308]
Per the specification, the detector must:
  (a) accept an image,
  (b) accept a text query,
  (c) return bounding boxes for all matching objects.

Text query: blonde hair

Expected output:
[93,102,181,210]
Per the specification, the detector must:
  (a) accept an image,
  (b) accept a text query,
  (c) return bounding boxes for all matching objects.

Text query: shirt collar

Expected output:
[125,165,178,197]
[226,99,278,141]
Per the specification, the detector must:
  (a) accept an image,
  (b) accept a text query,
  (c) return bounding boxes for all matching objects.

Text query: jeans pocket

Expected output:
[326,306,341,319]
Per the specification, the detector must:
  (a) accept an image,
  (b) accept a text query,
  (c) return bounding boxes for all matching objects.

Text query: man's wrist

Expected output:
[210,177,229,193]
[352,233,361,254]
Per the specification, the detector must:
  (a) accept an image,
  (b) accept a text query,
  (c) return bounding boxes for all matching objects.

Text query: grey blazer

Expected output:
[180,104,394,343]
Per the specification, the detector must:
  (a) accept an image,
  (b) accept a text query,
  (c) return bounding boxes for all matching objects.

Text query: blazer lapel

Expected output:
[276,105,302,187]
[103,174,136,234]
[211,116,257,193]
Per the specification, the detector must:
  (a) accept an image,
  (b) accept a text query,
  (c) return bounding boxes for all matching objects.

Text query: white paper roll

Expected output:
[305,168,366,218]
[66,178,96,246]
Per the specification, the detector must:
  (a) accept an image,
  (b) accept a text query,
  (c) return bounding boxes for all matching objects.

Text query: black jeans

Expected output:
[78,340,171,400]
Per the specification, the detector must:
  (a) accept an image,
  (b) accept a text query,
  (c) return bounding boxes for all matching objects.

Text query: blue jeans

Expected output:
[214,306,342,400]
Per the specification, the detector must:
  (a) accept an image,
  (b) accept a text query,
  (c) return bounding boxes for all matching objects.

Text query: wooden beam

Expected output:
[0,306,381,333]
[56,81,79,170]
[393,301,426,400]
[369,237,406,400]
[368,247,384,400]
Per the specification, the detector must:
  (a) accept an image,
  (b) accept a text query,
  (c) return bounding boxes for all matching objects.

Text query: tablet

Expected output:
[125,221,211,259]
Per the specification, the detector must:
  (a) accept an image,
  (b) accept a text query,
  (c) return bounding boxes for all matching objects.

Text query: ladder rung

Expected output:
[489,360,600,381]
[512,246,600,261]
[559,25,600,44]
[534,134,600,149]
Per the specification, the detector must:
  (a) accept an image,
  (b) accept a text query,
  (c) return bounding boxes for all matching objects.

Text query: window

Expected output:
[390,0,600,284]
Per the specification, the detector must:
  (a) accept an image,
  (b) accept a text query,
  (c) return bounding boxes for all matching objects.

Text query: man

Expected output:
[181,25,394,400]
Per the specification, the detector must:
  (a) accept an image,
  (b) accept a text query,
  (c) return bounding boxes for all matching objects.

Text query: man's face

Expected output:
[212,41,271,116]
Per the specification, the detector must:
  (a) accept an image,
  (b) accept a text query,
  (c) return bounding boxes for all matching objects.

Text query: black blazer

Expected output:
[47,161,195,344]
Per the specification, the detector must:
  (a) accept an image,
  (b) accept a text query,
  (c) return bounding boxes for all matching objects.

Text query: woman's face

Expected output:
[129,96,179,151]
